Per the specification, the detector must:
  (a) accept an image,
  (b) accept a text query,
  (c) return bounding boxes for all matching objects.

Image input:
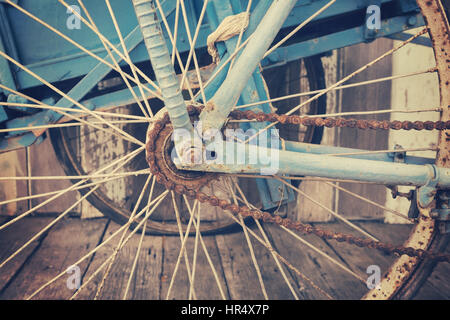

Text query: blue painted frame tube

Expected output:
[199,0,299,132]
[178,141,450,188]
[132,0,192,135]
[284,141,435,165]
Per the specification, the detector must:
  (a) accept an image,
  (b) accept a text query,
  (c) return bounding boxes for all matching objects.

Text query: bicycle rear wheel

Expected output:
[0,0,448,300]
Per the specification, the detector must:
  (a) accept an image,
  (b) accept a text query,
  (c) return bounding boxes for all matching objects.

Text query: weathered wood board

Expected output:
[262,223,367,299]
[215,223,302,300]
[76,220,163,300]
[0,217,107,299]
[0,217,448,300]
[0,149,28,215]
[0,217,52,294]
[160,233,228,300]
[30,137,80,215]
[337,39,393,220]
[385,29,440,223]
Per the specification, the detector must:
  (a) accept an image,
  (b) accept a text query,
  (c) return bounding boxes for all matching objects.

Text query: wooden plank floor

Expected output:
[0,217,448,300]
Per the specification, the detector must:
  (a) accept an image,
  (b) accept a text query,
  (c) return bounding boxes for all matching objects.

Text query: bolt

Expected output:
[407,16,417,26]
[181,147,203,165]
[268,52,280,63]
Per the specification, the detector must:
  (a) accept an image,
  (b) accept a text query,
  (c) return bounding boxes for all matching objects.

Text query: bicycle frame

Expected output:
[138,0,450,202]
[0,0,447,208]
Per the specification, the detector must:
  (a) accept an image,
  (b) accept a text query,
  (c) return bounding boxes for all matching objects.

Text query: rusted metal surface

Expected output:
[364,207,435,299]
[229,109,450,131]
[365,0,450,300]
[146,107,217,191]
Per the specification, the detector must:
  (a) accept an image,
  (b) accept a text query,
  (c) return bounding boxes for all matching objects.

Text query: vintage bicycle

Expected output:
[0,0,449,299]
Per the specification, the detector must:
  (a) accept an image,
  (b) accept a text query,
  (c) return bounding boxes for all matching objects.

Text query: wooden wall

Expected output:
[336,39,393,221]
[0,137,80,217]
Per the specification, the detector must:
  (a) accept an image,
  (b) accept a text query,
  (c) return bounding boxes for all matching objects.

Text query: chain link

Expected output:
[145,105,450,263]
[229,109,450,131]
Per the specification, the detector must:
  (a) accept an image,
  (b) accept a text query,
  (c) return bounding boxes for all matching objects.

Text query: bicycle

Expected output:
[0,0,449,300]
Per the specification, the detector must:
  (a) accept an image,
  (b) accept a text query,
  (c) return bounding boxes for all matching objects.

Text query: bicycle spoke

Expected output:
[213,178,366,286]
[0,147,143,232]
[210,184,333,299]
[235,69,438,110]
[245,28,429,144]
[0,51,144,146]
[0,151,144,271]
[58,0,162,97]
[179,0,207,103]
[68,190,169,300]
[5,0,162,101]
[93,174,153,299]
[0,119,148,134]
[0,169,149,181]
[193,36,253,101]
[104,0,154,118]
[323,182,412,223]
[280,225,366,284]
[231,178,299,300]
[234,68,437,110]
[0,172,146,207]
[182,195,227,300]
[196,0,336,104]
[173,193,198,300]
[78,0,152,119]
[122,176,157,300]
[274,177,379,241]
[165,199,198,300]
[225,178,268,300]
[188,202,201,300]
[172,0,181,64]
[228,0,253,72]
[0,102,149,121]
[0,84,146,146]
[122,216,148,300]
[232,176,366,285]
[154,0,195,100]
[264,0,336,58]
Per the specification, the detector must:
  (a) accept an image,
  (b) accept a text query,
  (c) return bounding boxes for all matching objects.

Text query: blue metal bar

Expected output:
[179,140,450,188]
[199,0,299,133]
[0,3,16,106]
[0,132,44,152]
[260,12,425,69]
[6,0,414,90]
[283,140,435,165]
[6,0,178,90]
[0,2,17,122]
[206,0,293,210]
[4,27,144,135]
[5,9,425,134]
[385,32,432,47]
[132,0,192,136]
[201,0,273,102]
[0,36,15,94]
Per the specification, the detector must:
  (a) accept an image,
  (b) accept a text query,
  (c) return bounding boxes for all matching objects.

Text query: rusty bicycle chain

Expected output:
[145,105,450,263]
[228,109,450,131]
